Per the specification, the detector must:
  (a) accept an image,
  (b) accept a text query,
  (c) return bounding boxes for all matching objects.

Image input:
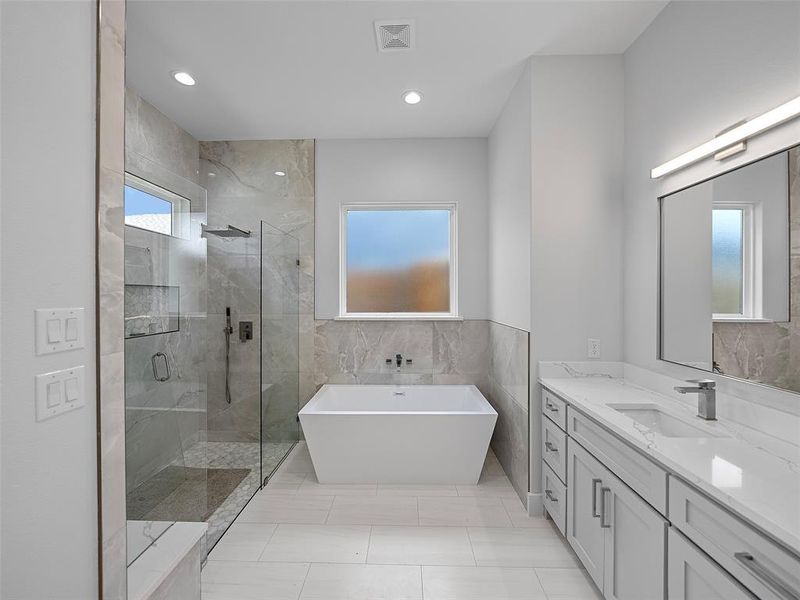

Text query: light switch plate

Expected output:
[35,366,85,421]
[35,308,85,355]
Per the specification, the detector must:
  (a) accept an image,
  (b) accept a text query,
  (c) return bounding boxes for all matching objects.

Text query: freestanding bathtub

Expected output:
[299,384,497,484]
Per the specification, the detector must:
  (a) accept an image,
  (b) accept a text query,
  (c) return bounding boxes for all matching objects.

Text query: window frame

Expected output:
[124,172,191,239]
[338,202,460,320]
[711,202,759,321]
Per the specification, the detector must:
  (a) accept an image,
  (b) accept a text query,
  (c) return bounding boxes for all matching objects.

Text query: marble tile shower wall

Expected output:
[124,91,208,493]
[313,318,530,502]
[200,140,314,442]
[713,147,800,393]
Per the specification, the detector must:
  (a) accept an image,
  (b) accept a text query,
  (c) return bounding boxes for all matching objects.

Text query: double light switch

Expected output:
[35,365,85,421]
[36,308,84,355]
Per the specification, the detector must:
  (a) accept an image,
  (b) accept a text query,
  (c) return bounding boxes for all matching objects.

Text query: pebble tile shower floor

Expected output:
[202,442,601,600]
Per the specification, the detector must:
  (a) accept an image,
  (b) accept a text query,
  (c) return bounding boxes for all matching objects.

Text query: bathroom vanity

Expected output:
[539,364,800,600]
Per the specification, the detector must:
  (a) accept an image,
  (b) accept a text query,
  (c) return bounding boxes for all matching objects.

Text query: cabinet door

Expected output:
[567,439,606,590]
[668,528,756,600]
[603,470,667,600]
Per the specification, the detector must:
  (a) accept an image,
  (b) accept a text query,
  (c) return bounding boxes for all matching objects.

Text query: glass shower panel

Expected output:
[124,153,208,565]
[203,229,264,549]
[261,221,300,481]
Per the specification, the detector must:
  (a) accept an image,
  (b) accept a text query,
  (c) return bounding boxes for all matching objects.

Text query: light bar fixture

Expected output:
[651,95,800,179]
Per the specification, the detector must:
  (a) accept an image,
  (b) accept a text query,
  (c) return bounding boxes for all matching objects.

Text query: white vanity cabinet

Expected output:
[541,384,800,600]
[668,528,756,600]
[567,438,667,599]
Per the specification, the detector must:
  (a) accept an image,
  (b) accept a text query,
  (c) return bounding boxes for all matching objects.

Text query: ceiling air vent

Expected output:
[374,20,415,53]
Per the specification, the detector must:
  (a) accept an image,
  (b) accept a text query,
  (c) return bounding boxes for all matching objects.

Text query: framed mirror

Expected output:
[659,144,799,394]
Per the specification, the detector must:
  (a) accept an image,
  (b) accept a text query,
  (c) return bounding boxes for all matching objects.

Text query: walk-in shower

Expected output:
[122,142,301,563]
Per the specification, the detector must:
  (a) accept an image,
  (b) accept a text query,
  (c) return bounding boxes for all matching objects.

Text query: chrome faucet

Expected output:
[674,379,716,420]
[396,353,403,367]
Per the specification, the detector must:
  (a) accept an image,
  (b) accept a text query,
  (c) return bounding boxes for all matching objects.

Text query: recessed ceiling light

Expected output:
[274,171,286,177]
[402,90,423,105]
[207,172,216,177]
[172,71,196,86]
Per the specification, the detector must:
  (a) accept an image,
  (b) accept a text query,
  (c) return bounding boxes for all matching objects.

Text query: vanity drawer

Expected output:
[669,477,800,600]
[542,417,567,483]
[542,461,566,536]
[567,408,668,514]
[542,388,567,431]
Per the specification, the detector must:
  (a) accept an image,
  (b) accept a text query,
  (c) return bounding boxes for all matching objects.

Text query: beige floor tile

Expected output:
[457,476,519,498]
[237,494,334,524]
[298,479,378,496]
[207,523,277,562]
[259,524,371,563]
[201,561,309,599]
[535,567,603,599]
[326,495,419,526]
[468,527,581,568]
[501,497,552,528]
[299,563,423,599]
[422,566,547,599]
[419,496,512,527]
[368,526,475,566]
[377,483,458,497]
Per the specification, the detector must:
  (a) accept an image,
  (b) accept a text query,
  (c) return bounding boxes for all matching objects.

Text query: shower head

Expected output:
[202,224,251,238]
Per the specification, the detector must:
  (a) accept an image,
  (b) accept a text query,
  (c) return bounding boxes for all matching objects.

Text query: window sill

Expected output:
[335,314,464,322]
[712,317,776,323]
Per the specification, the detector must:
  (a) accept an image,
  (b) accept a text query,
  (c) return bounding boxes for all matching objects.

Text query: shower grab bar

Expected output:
[151,352,171,382]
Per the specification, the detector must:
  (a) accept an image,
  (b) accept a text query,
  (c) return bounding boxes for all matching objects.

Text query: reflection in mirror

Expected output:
[660,145,798,394]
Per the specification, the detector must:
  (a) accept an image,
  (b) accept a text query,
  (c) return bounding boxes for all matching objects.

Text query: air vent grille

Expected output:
[375,20,415,52]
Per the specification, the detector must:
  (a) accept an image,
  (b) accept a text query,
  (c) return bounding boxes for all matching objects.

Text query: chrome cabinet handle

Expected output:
[545,401,559,413]
[544,441,557,453]
[151,352,171,382]
[591,478,602,518]
[600,487,611,528]
[734,552,800,600]
[545,489,558,503]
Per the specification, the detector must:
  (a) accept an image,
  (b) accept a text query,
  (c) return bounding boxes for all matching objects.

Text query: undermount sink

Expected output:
[607,404,727,438]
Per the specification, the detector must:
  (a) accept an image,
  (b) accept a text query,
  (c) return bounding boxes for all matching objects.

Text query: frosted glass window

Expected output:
[712,208,744,315]
[345,208,452,314]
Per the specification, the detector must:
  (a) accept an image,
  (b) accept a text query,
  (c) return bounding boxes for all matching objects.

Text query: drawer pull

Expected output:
[734,552,800,600]
[591,478,602,518]
[544,441,558,453]
[545,489,558,503]
[600,487,611,528]
[545,401,559,413]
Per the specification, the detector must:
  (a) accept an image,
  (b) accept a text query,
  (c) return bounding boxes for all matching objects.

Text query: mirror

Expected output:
[660,145,798,394]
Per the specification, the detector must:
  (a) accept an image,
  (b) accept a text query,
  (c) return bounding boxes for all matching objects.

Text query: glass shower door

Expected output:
[260,221,300,482]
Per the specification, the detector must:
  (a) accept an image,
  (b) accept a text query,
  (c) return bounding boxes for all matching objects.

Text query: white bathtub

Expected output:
[299,384,497,484]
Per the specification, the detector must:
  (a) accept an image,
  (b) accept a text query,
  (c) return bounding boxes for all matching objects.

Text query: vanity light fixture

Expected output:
[402,90,423,105]
[274,171,286,177]
[172,71,196,86]
[651,95,800,178]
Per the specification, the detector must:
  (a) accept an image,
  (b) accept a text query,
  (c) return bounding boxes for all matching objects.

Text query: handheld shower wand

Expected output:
[224,307,233,404]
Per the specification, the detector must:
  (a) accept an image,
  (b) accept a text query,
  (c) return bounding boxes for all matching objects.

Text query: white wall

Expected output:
[315,138,489,319]
[529,55,624,364]
[526,55,625,498]
[623,0,800,413]
[1,2,99,598]
[488,67,532,331]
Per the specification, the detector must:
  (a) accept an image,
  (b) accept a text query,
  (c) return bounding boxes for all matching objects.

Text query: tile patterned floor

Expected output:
[202,442,602,600]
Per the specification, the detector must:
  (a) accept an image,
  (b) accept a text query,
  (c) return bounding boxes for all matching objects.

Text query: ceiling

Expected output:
[126,1,667,141]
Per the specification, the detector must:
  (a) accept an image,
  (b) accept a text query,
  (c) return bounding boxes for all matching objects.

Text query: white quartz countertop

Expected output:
[539,373,800,555]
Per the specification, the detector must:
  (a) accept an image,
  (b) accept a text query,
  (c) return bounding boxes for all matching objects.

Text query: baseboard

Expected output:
[527,492,543,517]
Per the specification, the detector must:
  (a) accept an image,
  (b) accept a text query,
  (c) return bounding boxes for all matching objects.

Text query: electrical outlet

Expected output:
[587,338,601,359]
